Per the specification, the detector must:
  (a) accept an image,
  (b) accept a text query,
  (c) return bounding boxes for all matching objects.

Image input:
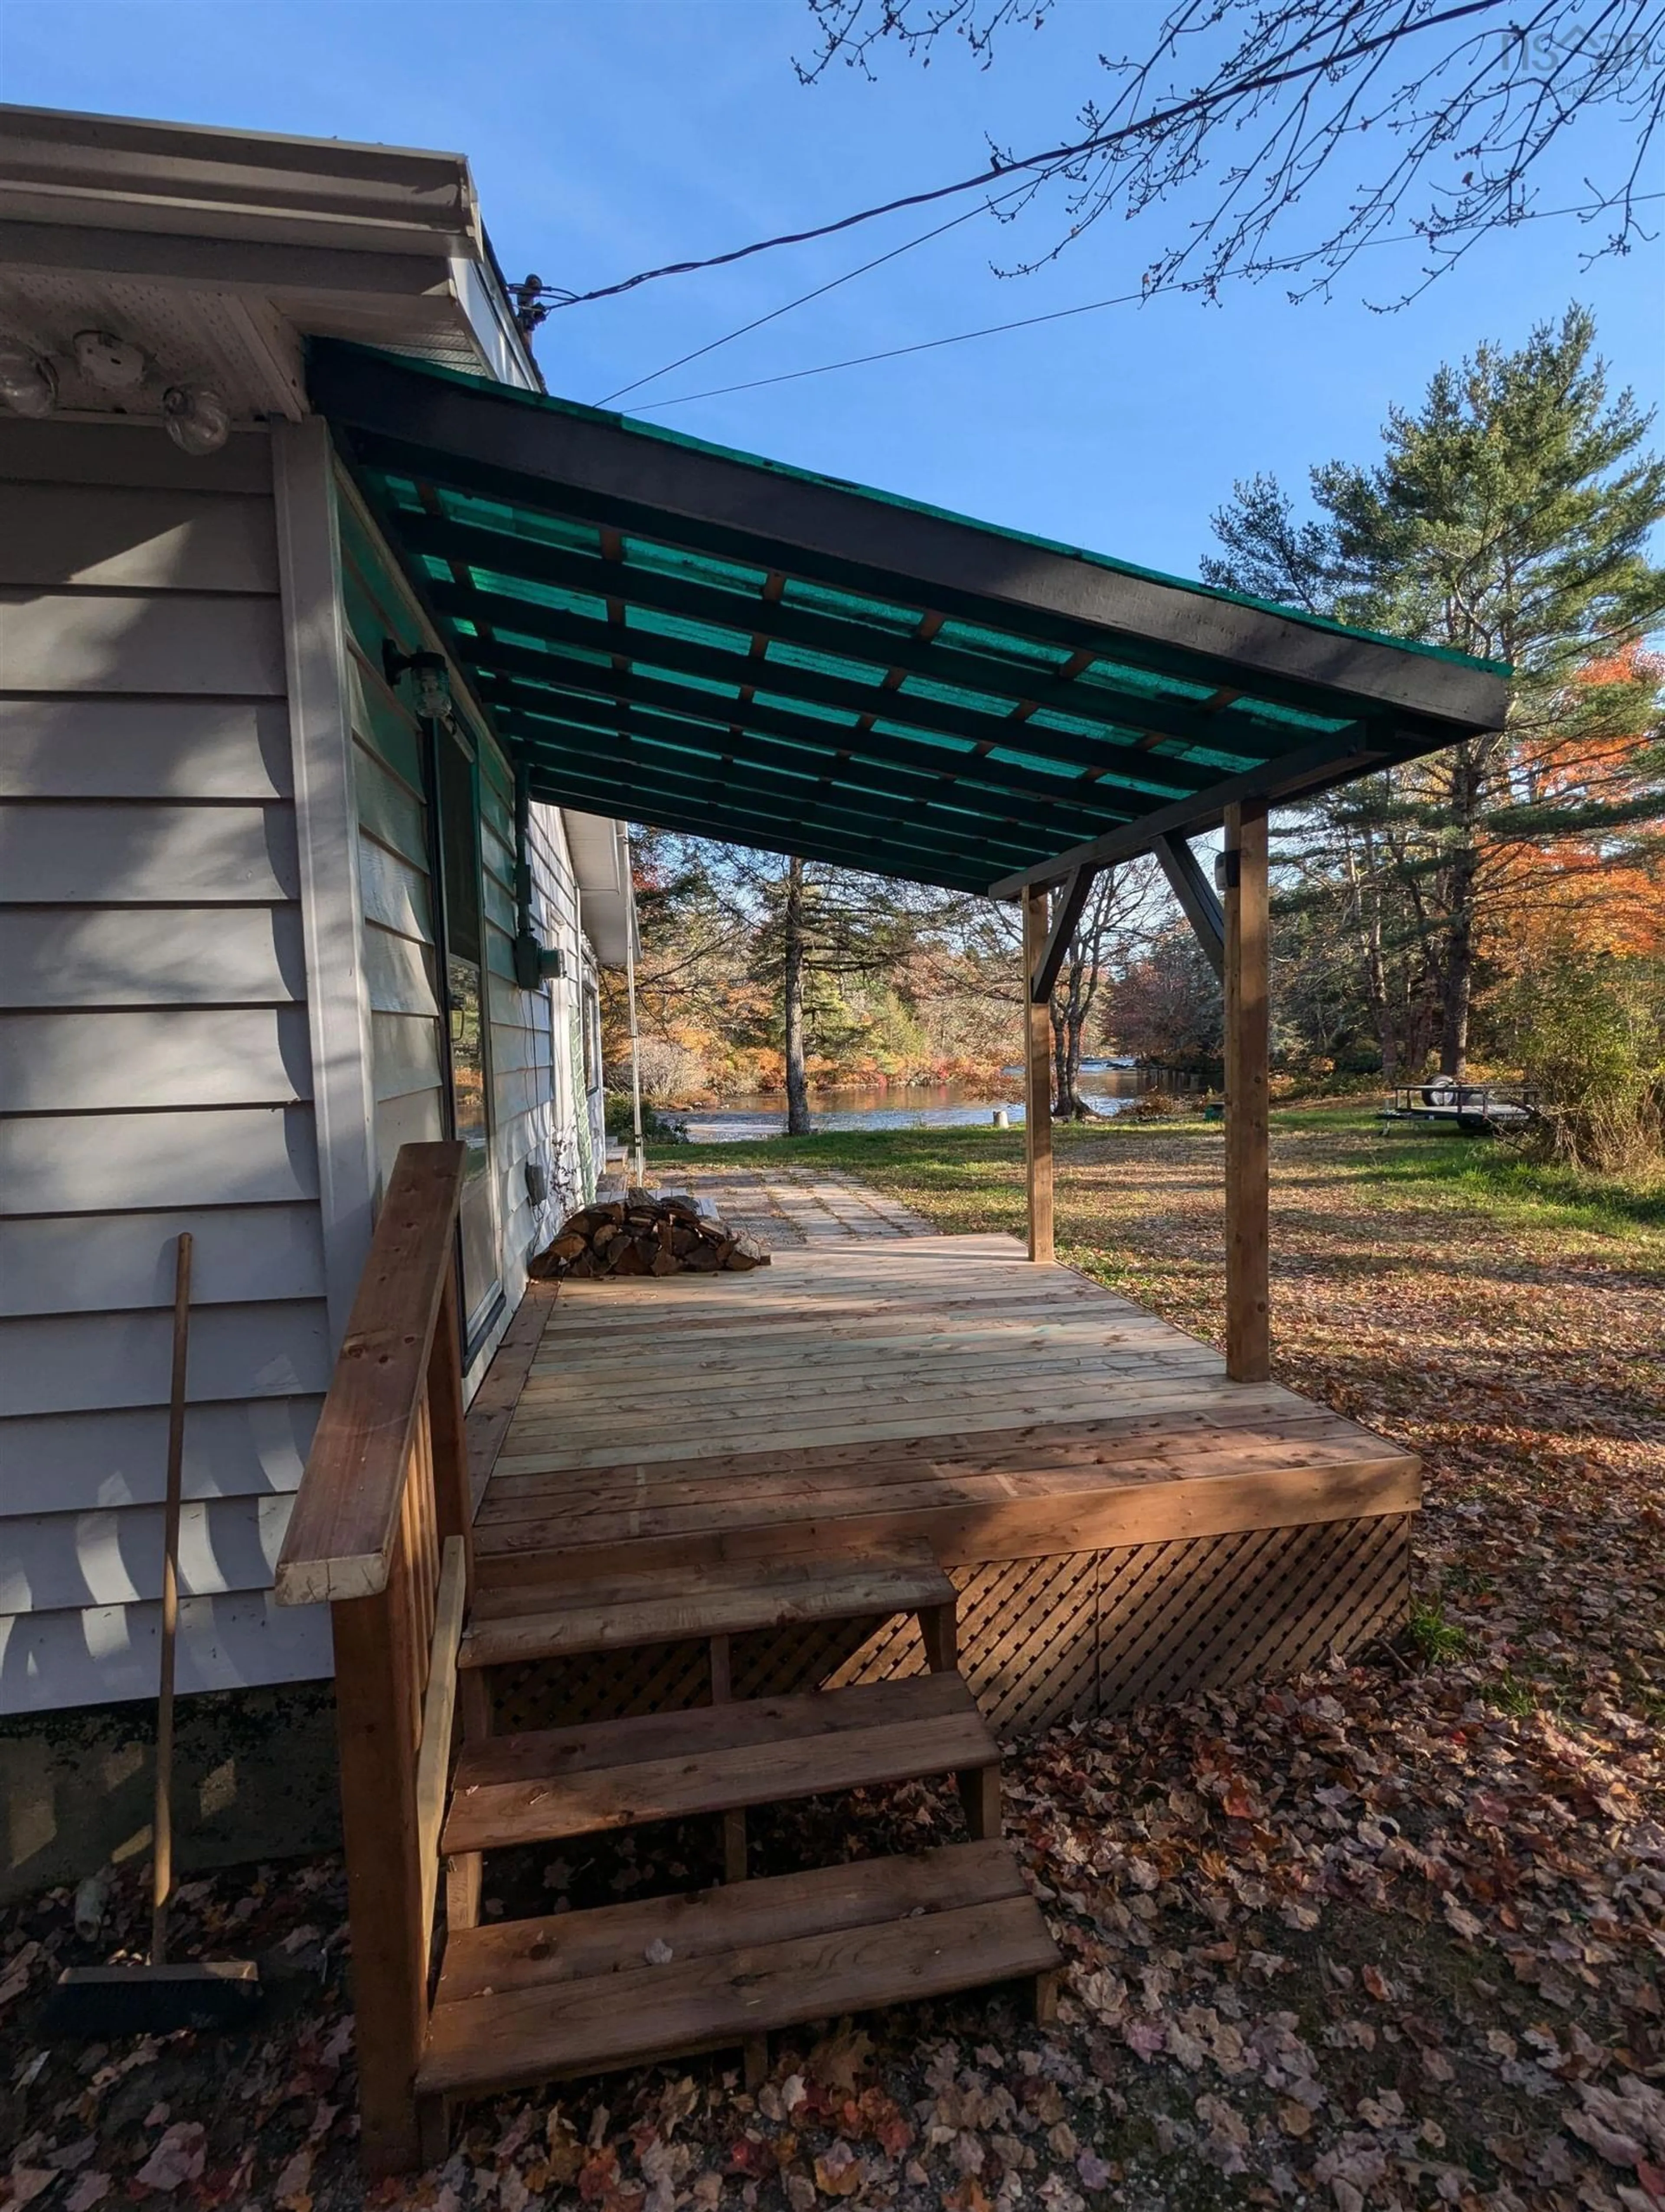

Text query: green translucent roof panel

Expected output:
[311,339,1511,895]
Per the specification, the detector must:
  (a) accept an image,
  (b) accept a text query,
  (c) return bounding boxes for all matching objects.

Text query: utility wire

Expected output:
[531,0,1509,310]
[594,183,1029,409]
[621,194,1661,414]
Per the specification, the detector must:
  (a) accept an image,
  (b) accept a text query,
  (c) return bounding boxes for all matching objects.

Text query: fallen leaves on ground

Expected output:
[3,1125,1660,2210]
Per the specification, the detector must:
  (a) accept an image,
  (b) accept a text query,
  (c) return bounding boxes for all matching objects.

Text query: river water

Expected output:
[675,1067,1146,1143]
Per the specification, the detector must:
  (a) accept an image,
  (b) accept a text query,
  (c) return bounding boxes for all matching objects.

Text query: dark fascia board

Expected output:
[0,101,480,256]
[311,342,1512,736]
[988,730,1394,894]
[0,216,451,299]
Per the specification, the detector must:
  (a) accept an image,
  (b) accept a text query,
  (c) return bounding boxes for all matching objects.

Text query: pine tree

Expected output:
[746,858,940,1135]
[1205,305,1665,1078]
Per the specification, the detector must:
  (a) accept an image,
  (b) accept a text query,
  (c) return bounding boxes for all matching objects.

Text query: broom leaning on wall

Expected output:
[46,1233,264,2036]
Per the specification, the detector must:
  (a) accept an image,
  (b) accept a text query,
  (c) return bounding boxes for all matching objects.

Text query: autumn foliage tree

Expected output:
[1206,305,1665,1083]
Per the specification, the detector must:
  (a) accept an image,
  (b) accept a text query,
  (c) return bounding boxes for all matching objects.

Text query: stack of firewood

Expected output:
[530,1190,770,1279]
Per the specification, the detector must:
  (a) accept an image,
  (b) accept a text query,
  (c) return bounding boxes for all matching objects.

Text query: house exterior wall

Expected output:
[0,416,333,1713]
[0,418,612,1720]
[329,464,601,1395]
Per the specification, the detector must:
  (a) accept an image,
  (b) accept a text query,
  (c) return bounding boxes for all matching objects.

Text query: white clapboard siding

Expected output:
[2,1105,319,1213]
[4,1496,292,1612]
[369,1010,441,1103]
[358,832,433,941]
[0,1008,313,1112]
[345,650,424,794]
[489,972,545,1028]
[0,419,342,1717]
[488,1016,548,1076]
[0,801,299,904]
[362,922,438,1017]
[374,1088,445,1186]
[0,697,293,800]
[0,483,282,594]
[0,1592,334,1712]
[1,1494,298,1613]
[353,742,429,871]
[0,588,286,696]
[492,1064,544,1126]
[0,1206,326,1317]
[0,1301,332,1418]
[0,415,273,499]
[0,906,306,1009]
[2,1396,320,1515]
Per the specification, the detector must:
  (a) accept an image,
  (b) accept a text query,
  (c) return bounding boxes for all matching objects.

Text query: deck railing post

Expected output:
[1023,886,1054,1264]
[331,1562,429,2176]
[274,1142,468,2176]
[1224,801,1270,1381]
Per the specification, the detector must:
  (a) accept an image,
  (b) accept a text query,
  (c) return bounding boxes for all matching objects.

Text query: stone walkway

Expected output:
[665,1162,932,1246]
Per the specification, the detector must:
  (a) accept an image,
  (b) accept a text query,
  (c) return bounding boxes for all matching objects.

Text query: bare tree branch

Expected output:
[798,0,1665,305]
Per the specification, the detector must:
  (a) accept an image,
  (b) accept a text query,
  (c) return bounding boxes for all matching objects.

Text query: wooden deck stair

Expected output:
[272,1156,1068,2176]
[443,1672,1003,1852]
[460,1545,959,1668]
[423,1550,1059,2152]
[420,1841,1056,2109]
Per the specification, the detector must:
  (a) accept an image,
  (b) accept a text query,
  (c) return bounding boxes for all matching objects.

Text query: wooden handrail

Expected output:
[272,1141,475,2175]
[275,1142,466,1607]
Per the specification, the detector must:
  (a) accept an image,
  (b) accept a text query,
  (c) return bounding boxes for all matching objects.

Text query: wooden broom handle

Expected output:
[151,1232,193,1966]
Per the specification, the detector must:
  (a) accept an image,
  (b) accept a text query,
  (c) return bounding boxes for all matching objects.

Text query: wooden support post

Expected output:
[1224,800,1270,1383]
[445,1665,492,1940]
[919,1600,958,1674]
[959,1762,1002,1842]
[331,1582,427,2176]
[1022,885,1054,1265]
[417,2094,451,2172]
[709,1637,749,1884]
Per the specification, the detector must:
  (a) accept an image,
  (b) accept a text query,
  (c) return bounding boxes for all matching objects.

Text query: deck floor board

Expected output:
[471,1237,1417,1612]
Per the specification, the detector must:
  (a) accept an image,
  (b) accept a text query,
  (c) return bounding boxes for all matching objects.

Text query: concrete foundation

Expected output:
[1,1681,340,1904]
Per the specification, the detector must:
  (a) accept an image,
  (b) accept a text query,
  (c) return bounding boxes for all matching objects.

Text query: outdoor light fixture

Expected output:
[0,339,57,418]
[73,328,147,393]
[382,641,455,725]
[162,384,229,456]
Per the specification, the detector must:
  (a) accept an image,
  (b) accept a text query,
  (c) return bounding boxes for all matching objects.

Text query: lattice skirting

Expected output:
[486,1514,1412,1740]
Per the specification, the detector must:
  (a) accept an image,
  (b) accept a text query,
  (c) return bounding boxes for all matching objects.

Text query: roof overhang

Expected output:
[0,103,541,421]
[564,811,635,969]
[312,338,1512,897]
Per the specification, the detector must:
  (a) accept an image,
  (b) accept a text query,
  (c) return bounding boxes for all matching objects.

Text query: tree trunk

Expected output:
[1437,747,1484,1080]
[783,855,811,1135]
[1352,832,1398,1086]
[1439,890,1475,1079]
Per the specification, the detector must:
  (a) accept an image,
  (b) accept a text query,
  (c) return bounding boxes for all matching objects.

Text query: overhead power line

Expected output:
[595,180,1033,408]
[620,194,1661,415]
[530,0,1509,311]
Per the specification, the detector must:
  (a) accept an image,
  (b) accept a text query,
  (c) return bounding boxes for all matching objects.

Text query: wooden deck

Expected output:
[473,1234,1419,1732]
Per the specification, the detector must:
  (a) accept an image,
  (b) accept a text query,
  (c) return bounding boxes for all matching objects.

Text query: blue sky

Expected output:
[5,0,1661,580]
